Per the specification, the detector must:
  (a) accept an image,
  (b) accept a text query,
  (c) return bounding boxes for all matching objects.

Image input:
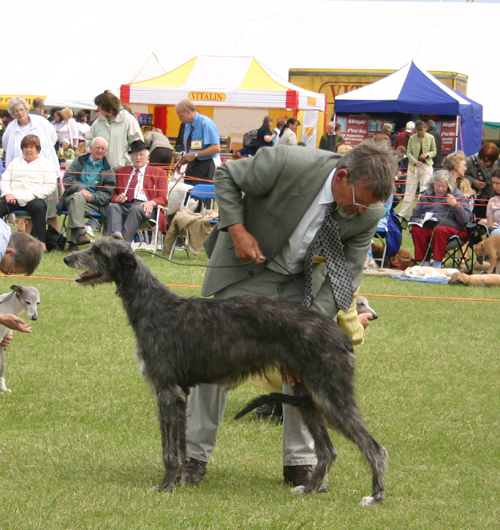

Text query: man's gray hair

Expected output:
[9,232,44,275]
[33,98,44,108]
[90,137,108,148]
[427,169,456,194]
[8,97,30,117]
[336,139,397,201]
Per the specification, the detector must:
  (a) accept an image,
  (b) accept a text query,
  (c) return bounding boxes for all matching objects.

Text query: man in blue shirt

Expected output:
[175,100,221,186]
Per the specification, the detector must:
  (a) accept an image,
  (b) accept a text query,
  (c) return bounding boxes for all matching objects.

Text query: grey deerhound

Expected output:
[64,237,387,505]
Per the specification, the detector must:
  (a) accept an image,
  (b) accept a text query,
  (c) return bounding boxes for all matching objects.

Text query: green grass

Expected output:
[0,247,499,529]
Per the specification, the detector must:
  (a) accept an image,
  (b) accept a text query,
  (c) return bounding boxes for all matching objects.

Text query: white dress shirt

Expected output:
[125,165,148,202]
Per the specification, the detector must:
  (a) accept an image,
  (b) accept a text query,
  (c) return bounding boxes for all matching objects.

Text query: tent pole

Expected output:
[455,116,459,151]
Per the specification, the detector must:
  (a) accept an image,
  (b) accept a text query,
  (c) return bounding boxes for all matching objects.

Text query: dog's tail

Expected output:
[234,392,312,419]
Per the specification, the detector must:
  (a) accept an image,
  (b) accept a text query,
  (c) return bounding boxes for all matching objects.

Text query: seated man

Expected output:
[107,140,168,242]
[57,137,116,252]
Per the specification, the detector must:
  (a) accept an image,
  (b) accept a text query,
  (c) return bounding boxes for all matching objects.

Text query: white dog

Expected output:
[403,266,459,280]
[0,285,40,392]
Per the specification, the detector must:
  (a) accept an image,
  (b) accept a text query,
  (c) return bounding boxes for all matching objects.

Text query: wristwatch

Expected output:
[194,152,198,158]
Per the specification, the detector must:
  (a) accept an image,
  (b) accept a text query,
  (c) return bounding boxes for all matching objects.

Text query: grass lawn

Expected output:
[0,244,498,529]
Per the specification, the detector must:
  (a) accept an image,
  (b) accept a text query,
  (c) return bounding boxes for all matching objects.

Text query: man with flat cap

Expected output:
[107,140,168,242]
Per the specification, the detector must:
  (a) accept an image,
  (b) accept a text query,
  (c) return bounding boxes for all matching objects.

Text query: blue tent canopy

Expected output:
[335,62,483,156]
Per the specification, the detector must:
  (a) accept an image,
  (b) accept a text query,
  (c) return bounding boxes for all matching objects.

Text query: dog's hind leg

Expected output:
[156,386,187,491]
[291,402,338,495]
[0,345,10,393]
[325,405,387,505]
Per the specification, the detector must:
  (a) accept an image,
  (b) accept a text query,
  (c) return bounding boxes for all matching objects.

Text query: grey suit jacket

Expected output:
[202,146,383,318]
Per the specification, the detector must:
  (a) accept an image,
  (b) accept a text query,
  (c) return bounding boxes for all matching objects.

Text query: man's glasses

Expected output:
[351,185,380,211]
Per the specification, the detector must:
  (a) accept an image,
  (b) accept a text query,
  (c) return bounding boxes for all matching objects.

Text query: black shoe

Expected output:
[283,465,328,493]
[256,402,283,422]
[185,458,206,483]
[65,244,79,253]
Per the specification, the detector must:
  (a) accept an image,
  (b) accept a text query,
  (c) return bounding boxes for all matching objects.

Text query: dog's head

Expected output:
[11,285,40,320]
[390,249,416,270]
[356,295,378,320]
[473,242,485,257]
[448,271,470,285]
[63,237,139,287]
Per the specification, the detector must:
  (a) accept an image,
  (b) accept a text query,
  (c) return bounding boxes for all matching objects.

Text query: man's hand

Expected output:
[1,332,13,349]
[358,313,371,329]
[174,152,196,172]
[0,314,32,333]
[78,189,93,202]
[473,178,486,190]
[141,201,155,217]
[115,193,127,204]
[228,224,266,264]
[280,366,302,387]
[4,194,16,204]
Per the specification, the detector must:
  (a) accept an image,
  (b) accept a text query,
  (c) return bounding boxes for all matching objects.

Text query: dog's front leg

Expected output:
[156,386,187,491]
[0,345,10,393]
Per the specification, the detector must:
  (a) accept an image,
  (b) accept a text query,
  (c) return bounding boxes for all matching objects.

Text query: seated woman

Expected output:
[410,170,473,268]
[443,151,475,199]
[0,135,57,247]
[486,168,500,236]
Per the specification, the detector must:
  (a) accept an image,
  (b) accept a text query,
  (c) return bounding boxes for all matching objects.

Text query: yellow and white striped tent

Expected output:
[121,55,326,148]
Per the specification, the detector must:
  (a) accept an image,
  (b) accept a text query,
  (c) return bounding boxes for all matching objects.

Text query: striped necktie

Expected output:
[126,169,140,202]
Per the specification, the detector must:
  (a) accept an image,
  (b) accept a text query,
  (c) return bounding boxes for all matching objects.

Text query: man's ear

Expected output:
[334,168,349,183]
[5,247,15,256]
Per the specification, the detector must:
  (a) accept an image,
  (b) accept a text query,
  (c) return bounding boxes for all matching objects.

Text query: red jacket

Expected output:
[112,165,168,233]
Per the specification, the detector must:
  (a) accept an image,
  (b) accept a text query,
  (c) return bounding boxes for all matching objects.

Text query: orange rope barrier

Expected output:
[2,274,499,302]
[358,293,500,303]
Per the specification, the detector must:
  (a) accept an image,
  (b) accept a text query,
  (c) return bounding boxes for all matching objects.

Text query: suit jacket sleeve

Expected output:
[427,135,437,161]
[111,167,130,203]
[144,167,168,207]
[214,146,290,230]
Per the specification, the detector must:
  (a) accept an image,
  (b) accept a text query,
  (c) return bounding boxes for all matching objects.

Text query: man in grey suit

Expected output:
[184,141,396,490]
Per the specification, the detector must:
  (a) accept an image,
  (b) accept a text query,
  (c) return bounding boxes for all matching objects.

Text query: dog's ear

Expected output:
[117,250,138,277]
[10,285,23,294]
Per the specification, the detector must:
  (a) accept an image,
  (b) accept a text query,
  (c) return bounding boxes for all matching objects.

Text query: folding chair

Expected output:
[443,221,487,273]
[134,205,168,255]
[8,210,31,233]
[60,211,105,238]
[371,208,404,268]
[168,184,218,260]
[372,231,387,268]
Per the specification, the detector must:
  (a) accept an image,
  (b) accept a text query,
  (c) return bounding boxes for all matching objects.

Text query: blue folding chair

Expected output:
[60,211,105,238]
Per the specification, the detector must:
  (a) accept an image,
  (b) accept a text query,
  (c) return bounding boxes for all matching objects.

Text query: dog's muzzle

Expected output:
[75,271,102,283]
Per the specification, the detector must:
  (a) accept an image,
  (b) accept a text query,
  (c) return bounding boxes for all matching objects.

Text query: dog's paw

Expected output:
[360,495,382,506]
[0,378,10,393]
[291,485,306,495]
